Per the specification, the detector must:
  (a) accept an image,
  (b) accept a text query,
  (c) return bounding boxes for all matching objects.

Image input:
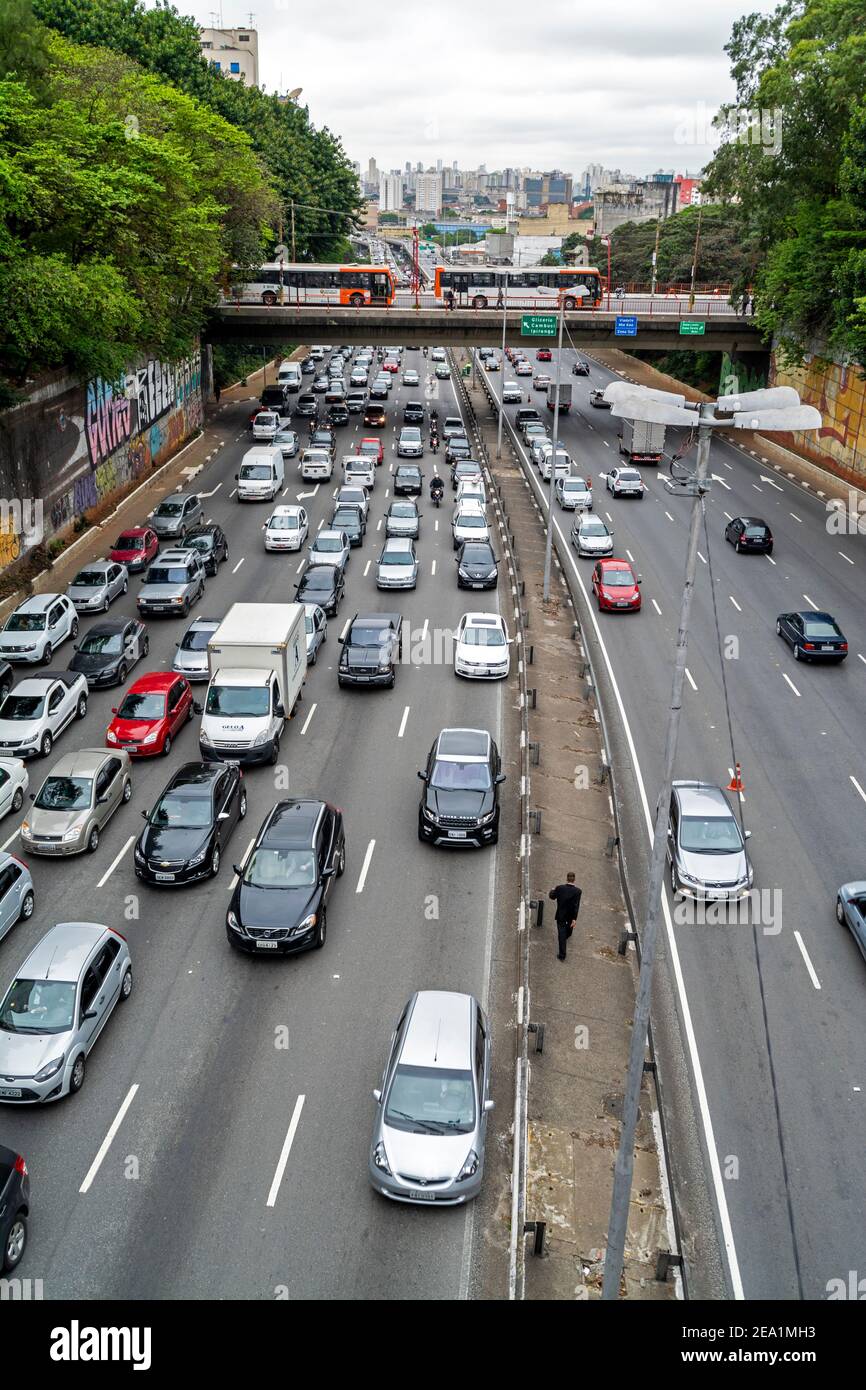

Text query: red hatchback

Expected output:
[358,437,384,464]
[592,559,642,612]
[106,672,193,757]
[110,527,159,573]
[536,348,552,361]
[382,359,399,373]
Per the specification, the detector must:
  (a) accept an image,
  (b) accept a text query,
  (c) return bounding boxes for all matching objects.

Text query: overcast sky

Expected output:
[191,0,778,176]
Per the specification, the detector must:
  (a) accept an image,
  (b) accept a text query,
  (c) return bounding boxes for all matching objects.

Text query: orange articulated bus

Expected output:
[227,263,397,307]
[433,265,603,310]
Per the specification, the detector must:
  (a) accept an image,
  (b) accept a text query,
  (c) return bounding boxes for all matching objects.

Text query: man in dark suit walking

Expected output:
[549,872,582,961]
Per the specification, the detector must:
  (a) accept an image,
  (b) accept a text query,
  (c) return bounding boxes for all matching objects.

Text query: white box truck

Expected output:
[199,603,306,766]
[619,418,666,463]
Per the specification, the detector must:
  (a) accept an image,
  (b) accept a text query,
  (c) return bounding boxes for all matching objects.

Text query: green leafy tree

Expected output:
[585,205,758,288]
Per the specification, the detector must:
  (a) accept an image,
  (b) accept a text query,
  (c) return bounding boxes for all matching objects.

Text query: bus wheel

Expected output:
[262,292,277,306]
[349,293,364,307]
[564,296,577,310]
[472,296,488,309]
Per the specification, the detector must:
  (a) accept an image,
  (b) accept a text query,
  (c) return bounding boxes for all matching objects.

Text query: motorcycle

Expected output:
[430,481,444,508]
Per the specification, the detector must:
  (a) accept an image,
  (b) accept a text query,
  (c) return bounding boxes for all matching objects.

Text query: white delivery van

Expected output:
[278,360,303,392]
[343,456,375,489]
[236,445,285,502]
[199,603,306,766]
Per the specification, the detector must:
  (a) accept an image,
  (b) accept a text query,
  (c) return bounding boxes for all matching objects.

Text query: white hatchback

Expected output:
[264,506,308,552]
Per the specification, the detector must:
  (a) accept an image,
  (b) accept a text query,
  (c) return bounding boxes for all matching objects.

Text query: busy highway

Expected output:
[0,346,515,1299]
[475,342,866,1298]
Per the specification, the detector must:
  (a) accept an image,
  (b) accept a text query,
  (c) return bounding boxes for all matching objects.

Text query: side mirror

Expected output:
[636,575,643,585]
[218,811,231,821]
[372,1088,382,1104]
[483,1099,496,1113]
[322,866,335,879]
[234,474,239,481]
[111,707,118,716]
[84,1007,98,1021]
[232,866,242,877]
[97,794,109,805]
[744,830,752,840]
[417,769,427,780]
[495,773,506,784]
[193,701,203,716]
[275,702,285,719]
[141,810,149,820]
[29,793,35,802]
[337,635,344,643]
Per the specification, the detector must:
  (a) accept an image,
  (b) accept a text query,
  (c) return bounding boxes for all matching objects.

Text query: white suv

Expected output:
[0,595,78,665]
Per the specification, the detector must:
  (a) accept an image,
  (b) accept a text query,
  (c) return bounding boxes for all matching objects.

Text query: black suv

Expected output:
[226,799,346,954]
[418,727,505,848]
[403,401,425,424]
[135,761,247,885]
[186,523,229,575]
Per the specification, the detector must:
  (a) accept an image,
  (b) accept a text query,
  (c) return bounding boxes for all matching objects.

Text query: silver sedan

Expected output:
[67,561,128,613]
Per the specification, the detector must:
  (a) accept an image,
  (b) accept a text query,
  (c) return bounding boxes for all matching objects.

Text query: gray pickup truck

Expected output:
[337,613,403,689]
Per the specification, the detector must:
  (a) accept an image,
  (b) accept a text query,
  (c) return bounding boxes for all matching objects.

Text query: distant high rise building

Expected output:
[416,161,423,173]
[199,27,258,84]
[379,173,404,212]
[436,158,442,172]
[367,157,379,186]
[416,171,443,216]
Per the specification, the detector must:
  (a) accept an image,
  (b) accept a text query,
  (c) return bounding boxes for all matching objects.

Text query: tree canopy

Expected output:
[584,204,759,288]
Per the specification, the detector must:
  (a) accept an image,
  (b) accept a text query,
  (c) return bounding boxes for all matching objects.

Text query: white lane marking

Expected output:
[79,1084,139,1194]
[759,475,784,492]
[859,654,866,667]
[751,483,763,492]
[838,551,854,565]
[850,776,866,806]
[723,512,733,521]
[364,560,371,577]
[232,557,245,574]
[266,1094,306,1208]
[434,519,439,532]
[295,559,305,574]
[300,703,317,735]
[765,554,776,566]
[340,617,351,640]
[730,596,742,612]
[625,549,634,562]
[782,673,801,697]
[651,598,662,616]
[803,593,819,610]
[794,933,822,990]
[397,706,410,738]
[684,668,697,691]
[431,560,437,576]
[96,835,134,888]
[228,837,254,891]
[1,826,20,851]
[602,439,610,447]
[697,550,707,564]
[664,511,674,522]
[790,512,802,523]
[229,487,237,498]
[377,518,382,531]
[356,839,375,893]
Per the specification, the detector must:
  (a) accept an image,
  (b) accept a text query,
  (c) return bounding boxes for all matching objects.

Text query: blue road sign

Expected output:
[614,315,638,337]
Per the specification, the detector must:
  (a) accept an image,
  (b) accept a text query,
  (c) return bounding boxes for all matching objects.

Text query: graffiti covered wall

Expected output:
[770,348,866,486]
[0,349,203,566]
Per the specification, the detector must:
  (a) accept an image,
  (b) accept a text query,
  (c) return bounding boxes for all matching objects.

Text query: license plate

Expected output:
[449,829,467,839]
[617,601,630,607]
[821,645,834,651]
[471,582,484,589]
[409,1190,437,1201]
[0,1087,22,1098]
[255,939,279,949]
[155,872,175,881]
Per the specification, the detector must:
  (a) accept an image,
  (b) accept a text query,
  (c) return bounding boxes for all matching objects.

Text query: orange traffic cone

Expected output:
[727,763,744,793]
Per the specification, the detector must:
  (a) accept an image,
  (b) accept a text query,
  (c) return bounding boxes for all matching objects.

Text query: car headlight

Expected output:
[171,596,184,605]
[141,729,159,745]
[292,912,317,936]
[107,730,118,744]
[677,869,700,886]
[20,820,31,836]
[188,843,210,868]
[373,1141,391,1174]
[34,1055,65,1083]
[62,827,82,842]
[21,644,36,652]
[378,657,392,671]
[486,570,498,580]
[478,809,497,825]
[251,729,271,746]
[134,843,145,864]
[226,910,243,934]
[457,1149,479,1182]
[746,867,754,887]
[423,805,439,824]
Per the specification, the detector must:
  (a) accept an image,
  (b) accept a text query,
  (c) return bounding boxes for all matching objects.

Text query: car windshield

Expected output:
[462,546,494,565]
[146,567,189,585]
[314,537,343,552]
[155,501,182,517]
[581,522,609,537]
[462,628,505,647]
[351,627,390,646]
[35,775,92,811]
[243,847,317,889]
[0,694,44,720]
[359,444,377,456]
[117,691,164,719]
[240,465,273,480]
[276,432,295,443]
[254,415,276,426]
[150,793,213,829]
[385,1065,475,1134]
[380,549,412,565]
[180,627,212,651]
[205,685,269,717]
[566,478,589,491]
[332,511,357,528]
[188,535,215,555]
[430,759,491,791]
[402,430,421,440]
[0,978,77,1035]
[116,534,144,550]
[73,570,105,587]
[269,515,298,530]
[457,514,486,528]
[5,613,45,632]
[679,815,742,855]
[803,620,841,638]
[601,570,634,588]
[391,505,415,518]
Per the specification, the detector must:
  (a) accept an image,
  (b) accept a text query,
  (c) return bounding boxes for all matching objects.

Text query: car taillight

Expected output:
[803,643,815,650]
[840,642,848,650]
[10,855,27,869]
[14,1154,27,1177]
[110,926,128,941]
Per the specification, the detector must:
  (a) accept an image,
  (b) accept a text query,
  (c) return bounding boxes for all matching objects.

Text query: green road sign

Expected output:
[679,320,707,335]
[521,314,558,337]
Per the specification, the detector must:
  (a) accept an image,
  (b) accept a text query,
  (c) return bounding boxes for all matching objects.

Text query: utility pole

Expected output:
[688,205,703,311]
[541,298,565,601]
[290,201,296,264]
[495,287,508,458]
[651,218,661,299]
[601,406,712,1299]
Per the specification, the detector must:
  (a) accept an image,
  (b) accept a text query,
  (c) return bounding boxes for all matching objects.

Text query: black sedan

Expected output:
[418,726,504,848]
[296,564,344,616]
[776,610,848,662]
[394,466,423,496]
[328,403,350,427]
[67,618,149,688]
[725,516,773,554]
[456,540,499,590]
[134,761,247,885]
[331,505,367,547]
[186,523,229,575]
[572,358,590,375]
[226,799,345,954]
[0,1143,29,1271]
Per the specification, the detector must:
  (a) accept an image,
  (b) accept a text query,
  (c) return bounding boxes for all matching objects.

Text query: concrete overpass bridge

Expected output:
[206,303,765,353]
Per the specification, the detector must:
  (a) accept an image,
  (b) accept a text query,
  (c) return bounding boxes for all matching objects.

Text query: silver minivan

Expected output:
[369,991,494,1204]
[0,922,132,1103]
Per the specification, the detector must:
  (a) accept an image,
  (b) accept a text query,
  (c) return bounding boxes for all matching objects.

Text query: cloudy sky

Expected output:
[192,0,778,176]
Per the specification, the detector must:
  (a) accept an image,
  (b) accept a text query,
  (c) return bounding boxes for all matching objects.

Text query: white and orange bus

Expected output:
[227,263,397,307]
[433,265,603,310]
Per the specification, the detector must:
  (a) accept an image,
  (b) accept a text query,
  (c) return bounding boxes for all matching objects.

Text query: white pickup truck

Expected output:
[0,671,89,760]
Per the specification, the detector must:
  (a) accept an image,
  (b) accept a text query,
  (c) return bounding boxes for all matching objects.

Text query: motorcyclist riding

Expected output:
[430,475,444,505]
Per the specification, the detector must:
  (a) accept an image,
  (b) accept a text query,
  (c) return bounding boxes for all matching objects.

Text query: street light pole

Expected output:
[688,205,703,311]
[651,218,661,299]
[542,297,565,602]
[495,288,508,459]
[604,236,612,310]
[601,406,713,1300]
